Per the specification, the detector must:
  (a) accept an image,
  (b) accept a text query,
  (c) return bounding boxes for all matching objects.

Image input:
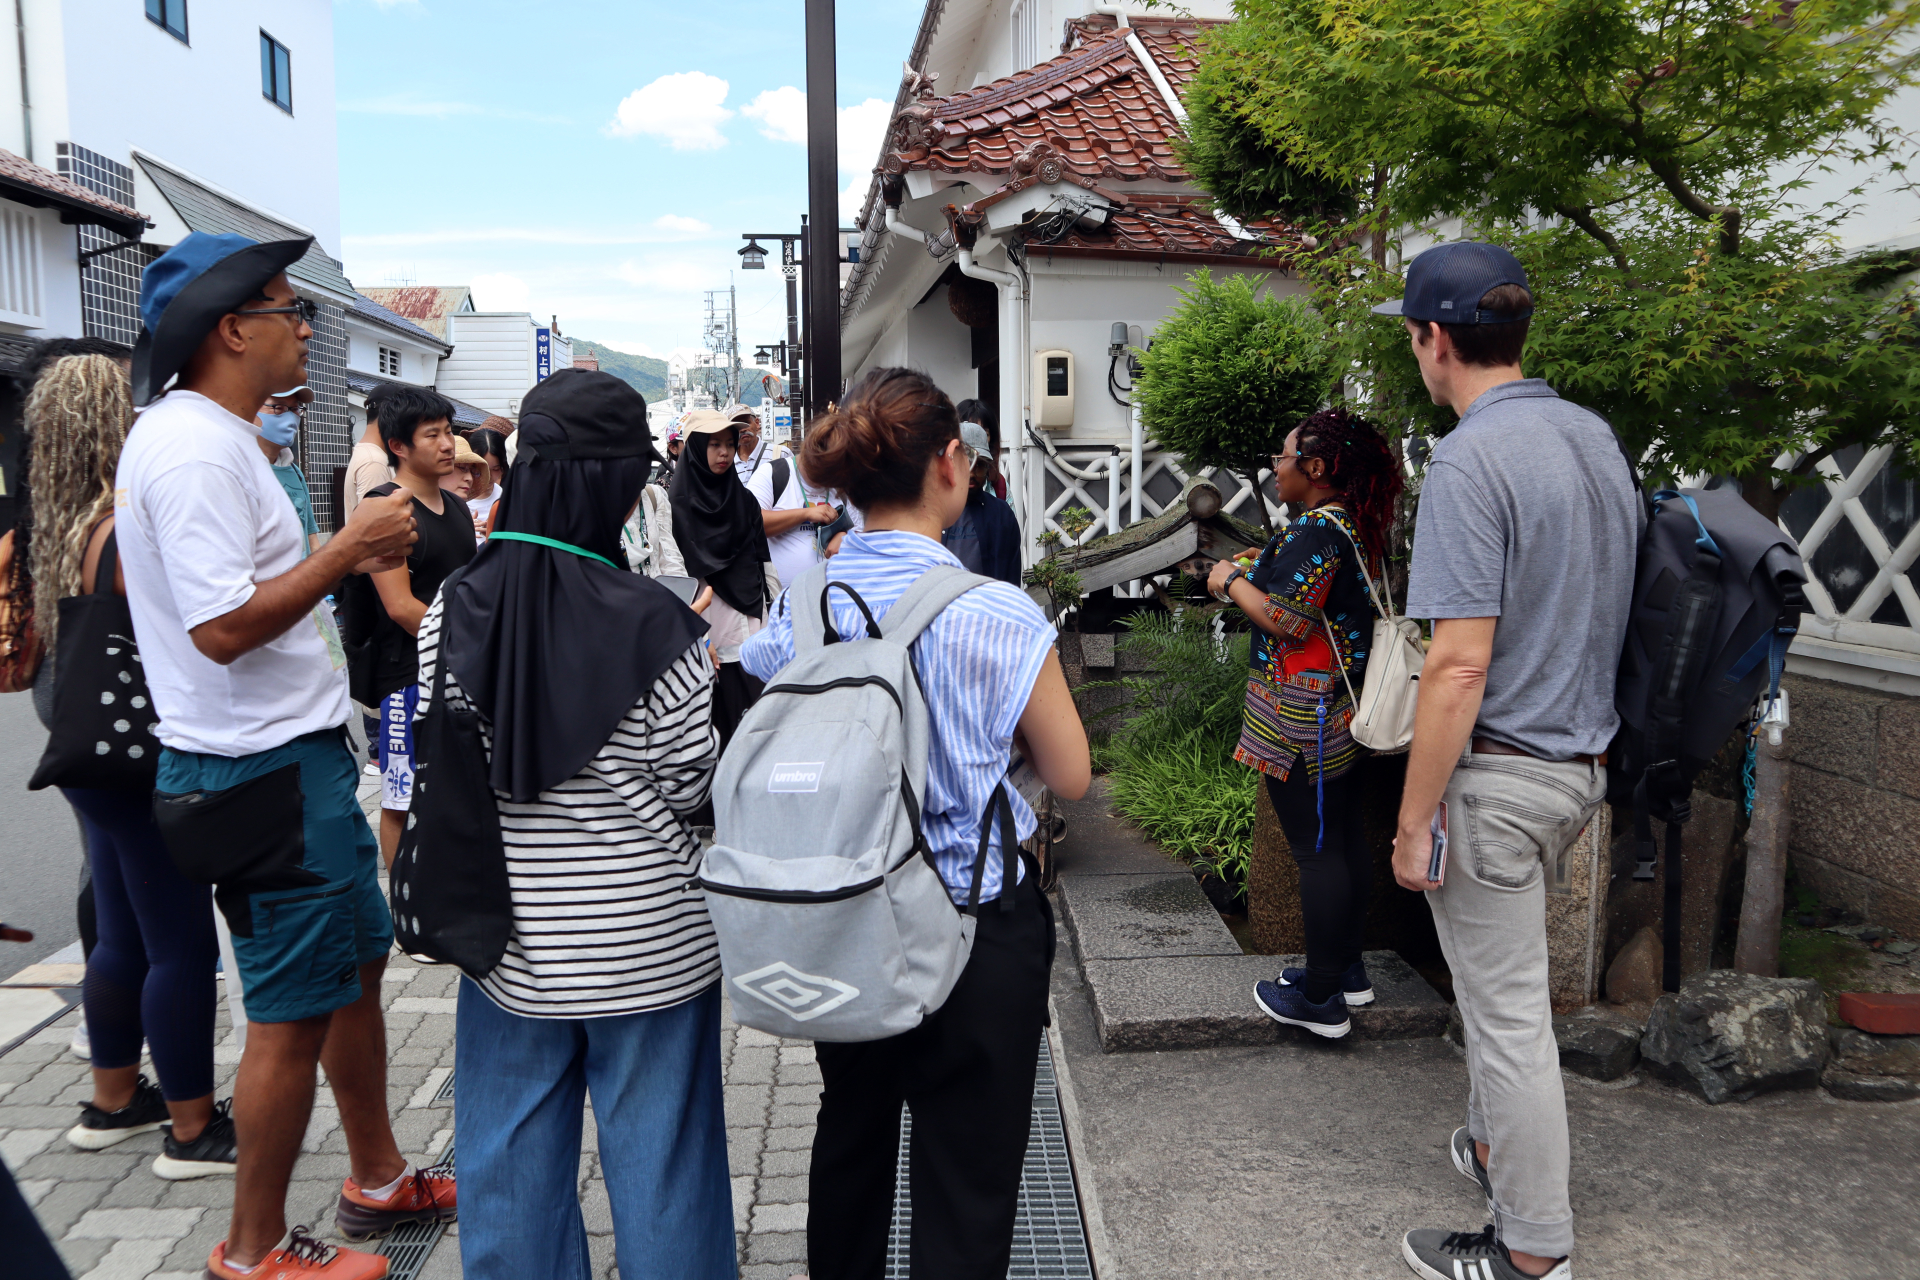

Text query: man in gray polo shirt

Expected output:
[1382,243,1641,1280]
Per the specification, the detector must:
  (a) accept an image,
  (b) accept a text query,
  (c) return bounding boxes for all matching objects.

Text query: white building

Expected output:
[840,3,1270,565]
[361,286,573,422]
[0,0,353,523]
[343,291,494,443]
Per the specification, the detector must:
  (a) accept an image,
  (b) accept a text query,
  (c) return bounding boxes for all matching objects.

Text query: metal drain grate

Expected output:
[376,1144,456,1280]
[885,1034,1094,1278]
[435,1071,455,1102]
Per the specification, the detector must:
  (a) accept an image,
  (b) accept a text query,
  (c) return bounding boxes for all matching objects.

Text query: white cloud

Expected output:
[613,260,711,292]
[605,72,733,150]
[838,98,894,173]
[741,87,808,144]
[652,214,712,236]
[470,273,531,313]
[739,90,895,174]
[840,175,871,224]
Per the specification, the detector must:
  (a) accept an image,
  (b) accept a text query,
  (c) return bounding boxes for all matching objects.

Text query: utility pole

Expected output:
[1735,694,1792,976]
[804,0,841,417]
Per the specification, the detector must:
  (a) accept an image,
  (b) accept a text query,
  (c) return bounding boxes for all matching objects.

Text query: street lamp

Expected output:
[738,239,768,270]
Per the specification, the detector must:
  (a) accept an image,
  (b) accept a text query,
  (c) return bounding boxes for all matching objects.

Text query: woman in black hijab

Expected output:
[669,407,771,753]
[425,369,736,1280]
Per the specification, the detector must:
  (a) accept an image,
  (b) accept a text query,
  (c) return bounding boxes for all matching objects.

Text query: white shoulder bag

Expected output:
[1318,517,1425,754]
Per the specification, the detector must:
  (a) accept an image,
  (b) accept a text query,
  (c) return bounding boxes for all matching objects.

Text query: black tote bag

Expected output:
[29,530,162,791]
[390,575,513,978]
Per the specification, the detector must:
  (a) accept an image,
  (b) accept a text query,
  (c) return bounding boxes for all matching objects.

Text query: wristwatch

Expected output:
[1214,565,1244,603]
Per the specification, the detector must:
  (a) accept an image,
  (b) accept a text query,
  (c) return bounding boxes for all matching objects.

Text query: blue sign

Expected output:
[535,328,551,381]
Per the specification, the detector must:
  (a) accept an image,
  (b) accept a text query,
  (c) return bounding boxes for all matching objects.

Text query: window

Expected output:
[1010,0,1040,72]
[378,346,402,378]
[260,32,292,113]
[145,0,188,43]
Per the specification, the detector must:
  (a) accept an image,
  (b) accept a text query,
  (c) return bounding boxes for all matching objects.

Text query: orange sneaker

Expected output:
[205,1227,389,1279]
[334,1160,457,1241]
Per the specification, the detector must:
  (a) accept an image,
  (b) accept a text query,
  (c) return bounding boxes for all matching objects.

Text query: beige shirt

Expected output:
[343,440,394,520]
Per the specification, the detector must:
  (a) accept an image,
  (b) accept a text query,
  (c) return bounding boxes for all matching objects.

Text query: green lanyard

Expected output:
[488,531,621,571]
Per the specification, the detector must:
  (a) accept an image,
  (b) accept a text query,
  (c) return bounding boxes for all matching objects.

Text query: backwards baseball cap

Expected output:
[1371,241,1533,326]
[133,231,313,405]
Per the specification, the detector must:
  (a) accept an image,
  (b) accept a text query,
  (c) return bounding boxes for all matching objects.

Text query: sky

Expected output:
[332,0,924,361]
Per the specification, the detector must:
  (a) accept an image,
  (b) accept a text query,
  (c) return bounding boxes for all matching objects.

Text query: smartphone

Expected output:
[1427,802,1448,886]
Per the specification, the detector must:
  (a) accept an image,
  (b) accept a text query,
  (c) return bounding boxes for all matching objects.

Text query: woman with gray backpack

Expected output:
[733,367,1090,1280]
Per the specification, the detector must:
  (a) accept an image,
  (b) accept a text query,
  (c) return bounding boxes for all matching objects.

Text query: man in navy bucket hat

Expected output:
[1381,243,1642,1280]
[115,233,455,1278]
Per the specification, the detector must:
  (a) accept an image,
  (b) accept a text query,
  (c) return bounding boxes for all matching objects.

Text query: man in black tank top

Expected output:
[362,386,472,865]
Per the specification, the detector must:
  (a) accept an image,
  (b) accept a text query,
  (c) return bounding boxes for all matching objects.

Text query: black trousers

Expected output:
[808,870,1056,1280]
[1268,766,1370,1002]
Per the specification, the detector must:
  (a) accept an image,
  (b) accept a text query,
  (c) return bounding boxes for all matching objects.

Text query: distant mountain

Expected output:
[571,340,668,403]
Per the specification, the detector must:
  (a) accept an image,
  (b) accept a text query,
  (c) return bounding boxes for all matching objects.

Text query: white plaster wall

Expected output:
[906,294,977,407]
[0,203,83,336]
[851,315,911,383]
[437,313,537,417]
[39,0,340,252]
[346,323,442,386]
[1026,260,1299,443]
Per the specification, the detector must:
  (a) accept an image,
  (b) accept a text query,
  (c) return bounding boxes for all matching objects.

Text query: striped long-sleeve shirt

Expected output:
[417,597,721,1018]
[740,529,1056,905]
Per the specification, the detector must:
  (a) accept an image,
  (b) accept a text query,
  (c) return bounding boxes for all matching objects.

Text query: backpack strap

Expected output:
[963,781,1021,916]
[789,563,832,658]
[93,526,121,598]
[876,563,993,649]
[770,457,791,505]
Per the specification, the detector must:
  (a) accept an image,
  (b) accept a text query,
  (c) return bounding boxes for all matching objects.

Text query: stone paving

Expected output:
[1,770,823,1280]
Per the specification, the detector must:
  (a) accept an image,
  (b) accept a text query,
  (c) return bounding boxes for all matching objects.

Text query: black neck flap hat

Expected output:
[670,408,771,617]
[443,368,705,801]
[132,231,314,406]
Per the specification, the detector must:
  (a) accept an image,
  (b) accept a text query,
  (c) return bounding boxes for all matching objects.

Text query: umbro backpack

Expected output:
[698,561,1017,1041]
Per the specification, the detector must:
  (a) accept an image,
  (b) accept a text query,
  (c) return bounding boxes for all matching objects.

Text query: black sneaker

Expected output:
[1450,1126,1494,1213]
[1276,959,1375,1006]
[1402,1224,1569,1280]
[1253,979,1351,1038]
[66,1074,168,1150]
[152,1097,237,1180]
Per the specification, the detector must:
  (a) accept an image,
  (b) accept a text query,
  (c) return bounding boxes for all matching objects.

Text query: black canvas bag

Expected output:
[1606,458,1808,992]
[390,572,512,978]
[29,529,162,791]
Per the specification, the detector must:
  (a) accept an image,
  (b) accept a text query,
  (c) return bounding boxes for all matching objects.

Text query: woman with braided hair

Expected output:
[22,354,231,1173]
[1205,406,1405,1040]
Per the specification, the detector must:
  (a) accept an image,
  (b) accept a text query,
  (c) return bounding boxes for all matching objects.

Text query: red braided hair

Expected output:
[1293,407,1403,574]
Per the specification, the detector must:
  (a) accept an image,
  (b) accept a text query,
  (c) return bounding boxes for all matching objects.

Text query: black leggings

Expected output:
[1268,766,1370,1003]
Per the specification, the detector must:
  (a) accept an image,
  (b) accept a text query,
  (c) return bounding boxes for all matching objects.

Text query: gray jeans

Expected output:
[1428,746,1606,1258]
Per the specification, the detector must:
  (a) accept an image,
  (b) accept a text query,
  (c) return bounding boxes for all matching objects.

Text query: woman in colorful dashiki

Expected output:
[1206,408,1405,1039]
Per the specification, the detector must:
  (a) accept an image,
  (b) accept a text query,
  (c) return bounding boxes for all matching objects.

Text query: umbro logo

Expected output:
[732,961,860,1022]
[767,762,824,792]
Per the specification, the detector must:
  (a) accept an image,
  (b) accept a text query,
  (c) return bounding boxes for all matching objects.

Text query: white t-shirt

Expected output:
[115,390,350,757]
[747,456,818,590]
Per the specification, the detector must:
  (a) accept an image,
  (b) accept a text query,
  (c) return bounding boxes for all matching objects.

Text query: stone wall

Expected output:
[1782,673,1920,937]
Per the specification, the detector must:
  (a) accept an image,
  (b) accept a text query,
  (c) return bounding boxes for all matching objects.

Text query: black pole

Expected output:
[804,0,841,416]
[783,235,802,417]
[799,214,812,428]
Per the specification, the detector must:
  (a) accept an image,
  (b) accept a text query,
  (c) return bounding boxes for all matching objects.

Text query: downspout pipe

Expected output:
[885,205,931,247]
[1129,399,1143,526]
[957,245,1029,564]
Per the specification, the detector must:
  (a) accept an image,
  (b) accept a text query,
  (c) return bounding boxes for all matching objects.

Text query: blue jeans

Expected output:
[454,979,736,1280]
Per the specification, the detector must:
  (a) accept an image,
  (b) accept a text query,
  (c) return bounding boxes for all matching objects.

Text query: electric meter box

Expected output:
[1032,349,1075,430]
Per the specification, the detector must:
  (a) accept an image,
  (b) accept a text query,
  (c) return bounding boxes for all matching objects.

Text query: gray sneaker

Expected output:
[1402,1224,1569,1280]
[1450,1127,1494,1212]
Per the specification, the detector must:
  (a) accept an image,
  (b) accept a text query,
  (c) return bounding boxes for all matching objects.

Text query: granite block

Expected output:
[1059,871,1242,963]
[1082,950,1447,1052]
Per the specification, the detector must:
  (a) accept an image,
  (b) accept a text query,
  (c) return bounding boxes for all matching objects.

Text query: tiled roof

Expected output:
[345,370,490,428]
[0,148,144,237]
[880,18,1219,185]
[134,155,354,298]
[1022,194,1296,266]
[359,287,473,341]
[349,292,451,351]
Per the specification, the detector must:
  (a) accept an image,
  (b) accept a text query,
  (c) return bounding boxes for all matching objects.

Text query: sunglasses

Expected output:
[238,298,320,324]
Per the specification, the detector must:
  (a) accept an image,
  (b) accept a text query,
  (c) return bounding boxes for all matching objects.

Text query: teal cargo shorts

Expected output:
[156,726,392,1024]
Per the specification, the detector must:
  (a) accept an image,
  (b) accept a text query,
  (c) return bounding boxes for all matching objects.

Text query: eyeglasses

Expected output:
[1270,451,1302,470]
[958,442,982,467]
[237,298,319,324]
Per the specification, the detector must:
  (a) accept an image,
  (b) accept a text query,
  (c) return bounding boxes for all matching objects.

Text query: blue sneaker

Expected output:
[1276,960,1375,1006]
[1253,979,1351,1038]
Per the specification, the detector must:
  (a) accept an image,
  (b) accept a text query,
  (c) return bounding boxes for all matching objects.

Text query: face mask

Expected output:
[259,411,300,447]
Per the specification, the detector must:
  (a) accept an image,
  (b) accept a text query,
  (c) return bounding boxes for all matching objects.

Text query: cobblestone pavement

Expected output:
[3,770,823,1280]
